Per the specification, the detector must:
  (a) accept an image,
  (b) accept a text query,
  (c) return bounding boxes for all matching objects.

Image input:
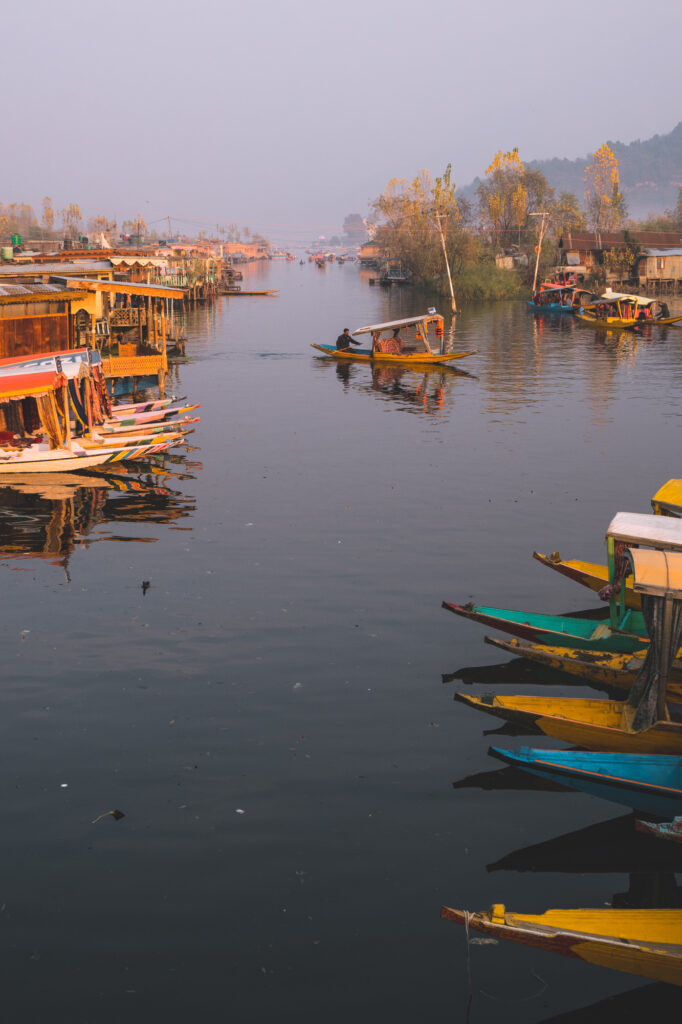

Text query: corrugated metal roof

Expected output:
[641,248,682,257]
[0,261,113,276]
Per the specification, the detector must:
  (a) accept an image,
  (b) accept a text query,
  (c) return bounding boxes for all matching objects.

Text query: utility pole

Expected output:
[434,207,457,314]
[530,211,549,294]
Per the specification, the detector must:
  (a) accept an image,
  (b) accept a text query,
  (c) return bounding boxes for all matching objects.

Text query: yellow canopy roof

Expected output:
[626,548,682,597]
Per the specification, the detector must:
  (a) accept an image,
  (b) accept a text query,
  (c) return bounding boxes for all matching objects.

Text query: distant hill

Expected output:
[460,122,682,219]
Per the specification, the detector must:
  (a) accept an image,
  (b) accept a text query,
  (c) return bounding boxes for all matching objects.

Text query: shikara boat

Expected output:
[636,816,682,844]
[312,313,475,365]
[441,601,646,653]
[446,512,682,656]
[527,285,577,311]
[489,746,682,818]
[440,904,682,986]
[484,635,682,701]
[576,291,682,330]
[652,479,682,517]
[533,550,640,609]
[455,692,682,754]
[109,402,200,425]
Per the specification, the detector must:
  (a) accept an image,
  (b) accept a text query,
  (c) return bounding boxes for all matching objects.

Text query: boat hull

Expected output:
[441,905,682,986]
[455,693,682,754]
[311,343,474,365]
[489,746,682,818]
[483,635,682,701]
[442,601,646,653]
[533,550,640,610]
[636,817,682,844]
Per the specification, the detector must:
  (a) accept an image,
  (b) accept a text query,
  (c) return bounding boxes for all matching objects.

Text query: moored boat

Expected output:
[441,601,646,653]
[455,692,682,754]
[489,746,682,817]
[483,635,682,701]
[441,904,682,986]
[576,291,682,329]
[636,816,682,844]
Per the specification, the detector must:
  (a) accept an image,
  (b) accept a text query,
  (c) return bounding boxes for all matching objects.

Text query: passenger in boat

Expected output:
[336,328,360,351]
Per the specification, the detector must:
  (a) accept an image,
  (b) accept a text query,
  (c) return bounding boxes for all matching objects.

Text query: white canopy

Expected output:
[352,313,442,336]
[606,512,682,552]
[600,290,652,306]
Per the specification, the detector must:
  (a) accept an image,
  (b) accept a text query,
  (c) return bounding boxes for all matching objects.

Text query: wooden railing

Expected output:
[110,308,147,327]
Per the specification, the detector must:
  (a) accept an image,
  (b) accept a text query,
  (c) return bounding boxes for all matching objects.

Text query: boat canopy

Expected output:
[651,479,682,516]
[0,348,102,379]
[606,512,682,552]
[600,291,652,307]
[0,370,65,402]
[352,313,443,335]
[626,548,682,598]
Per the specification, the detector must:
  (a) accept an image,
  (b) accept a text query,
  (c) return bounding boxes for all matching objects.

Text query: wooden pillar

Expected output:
[152,298,158,350]
[138,299,144,348]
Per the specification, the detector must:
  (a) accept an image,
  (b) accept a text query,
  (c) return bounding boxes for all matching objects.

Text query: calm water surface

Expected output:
[1,261,680,1022]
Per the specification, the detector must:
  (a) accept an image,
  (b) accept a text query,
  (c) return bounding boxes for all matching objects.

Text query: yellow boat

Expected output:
[576,290,682,330]
[533,550,640,609]
[311,313,475,365]
[441,905,682,986]
[484,635,682,701]
[652,479,682,516]
[454,692,682,753]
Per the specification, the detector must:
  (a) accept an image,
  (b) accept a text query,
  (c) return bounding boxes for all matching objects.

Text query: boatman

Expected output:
[336,328,361,351]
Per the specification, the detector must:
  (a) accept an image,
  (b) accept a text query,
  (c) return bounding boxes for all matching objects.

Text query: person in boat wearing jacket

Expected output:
[336,328,361,351]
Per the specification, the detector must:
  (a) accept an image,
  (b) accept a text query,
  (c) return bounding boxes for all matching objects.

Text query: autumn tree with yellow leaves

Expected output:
[370,167,473,283]
[584,143,627,232]
[478,148,553,251]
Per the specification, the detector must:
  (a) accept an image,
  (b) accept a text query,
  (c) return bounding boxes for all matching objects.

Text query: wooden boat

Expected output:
[527,285,576,311]
[441,601,646,653]
[484,635,682,701]
[94,416,199,437]
[652,479,682,516]
[576,290,682,330]
[440,904,682,986]
[446,513,682,657]
[454,693,682,754]
[636,816,682,844]
[312,313,475,366]
[488,746,682,818]
[109,402,200,425]
[533,550,640,609]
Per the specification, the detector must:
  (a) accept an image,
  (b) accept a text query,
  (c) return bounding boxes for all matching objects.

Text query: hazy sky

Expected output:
[4,0,681,242]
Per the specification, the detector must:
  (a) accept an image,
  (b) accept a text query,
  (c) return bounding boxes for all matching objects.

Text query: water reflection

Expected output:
[538,981,678,1024]
[325,360,469,415]
[0,466,196,576]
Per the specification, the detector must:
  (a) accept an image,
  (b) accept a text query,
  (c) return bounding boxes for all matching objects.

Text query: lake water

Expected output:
[1,260,680,1022]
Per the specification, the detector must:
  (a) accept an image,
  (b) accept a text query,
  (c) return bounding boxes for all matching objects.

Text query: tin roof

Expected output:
[0,261,113,277]
[0,283,89,304]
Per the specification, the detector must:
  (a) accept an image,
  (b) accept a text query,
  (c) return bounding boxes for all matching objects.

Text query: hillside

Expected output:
[460,122,682,218]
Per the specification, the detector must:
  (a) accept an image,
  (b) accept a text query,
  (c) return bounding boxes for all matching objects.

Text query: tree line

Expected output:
[366,143,682,300]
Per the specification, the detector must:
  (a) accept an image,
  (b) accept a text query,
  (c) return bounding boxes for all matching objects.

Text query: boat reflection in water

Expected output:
[0,460,196,577]
[329,360,470,415]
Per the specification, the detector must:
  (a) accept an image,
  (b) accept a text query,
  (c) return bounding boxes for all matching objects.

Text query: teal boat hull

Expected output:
[442,602,646,654]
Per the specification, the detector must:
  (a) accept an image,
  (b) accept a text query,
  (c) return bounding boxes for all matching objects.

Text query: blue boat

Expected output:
[527,285,578,312]
[489,746,682,818]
